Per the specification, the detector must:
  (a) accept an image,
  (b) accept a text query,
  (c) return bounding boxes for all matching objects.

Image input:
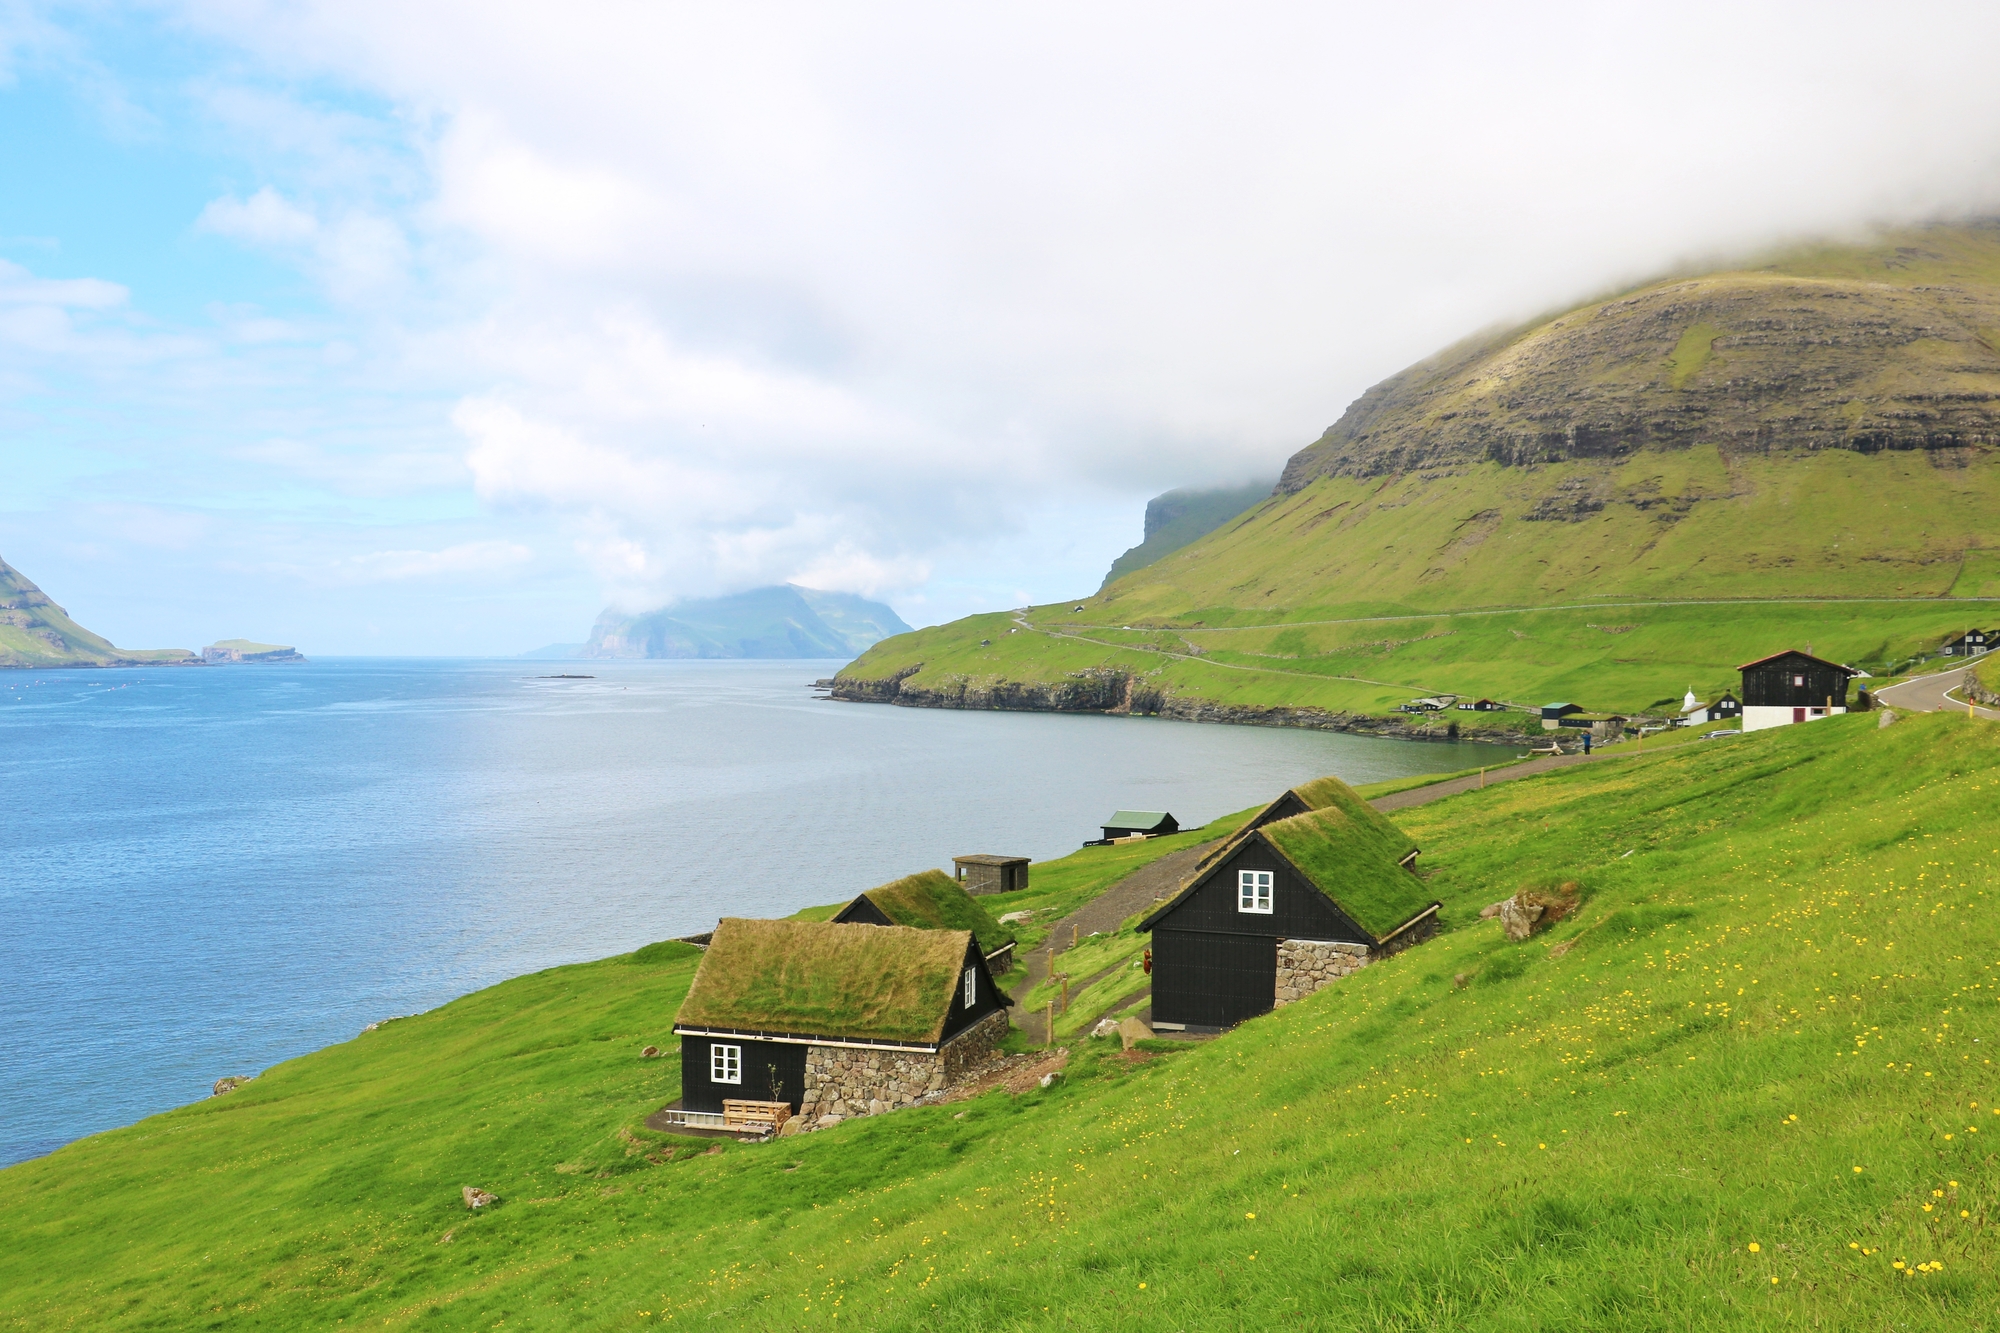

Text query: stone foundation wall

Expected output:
[798,1009,1011,1128]
[1275,939,1371,1006]
[1374,910,1439,961]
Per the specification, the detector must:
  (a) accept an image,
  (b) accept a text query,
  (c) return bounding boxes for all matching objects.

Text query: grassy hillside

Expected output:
[5,712,1996,1329]
[1101,480,1274,588]
[0,556,193,668]
[840,224,2000,722]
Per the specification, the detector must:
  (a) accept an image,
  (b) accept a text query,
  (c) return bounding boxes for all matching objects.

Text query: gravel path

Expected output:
[1008,752,1612,1040]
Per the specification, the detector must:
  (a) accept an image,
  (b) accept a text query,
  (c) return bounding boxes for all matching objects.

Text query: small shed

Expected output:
[833,869,1019,973]
[670,919,1011,1130]
[1738,650,1857,732]
[1140,778,1437,1031]
[951,854,1030,896]
[1941,629,1993,657]
[1100,810,1180,841]
[1456,698,1505,712]
[1540,702,1584,730]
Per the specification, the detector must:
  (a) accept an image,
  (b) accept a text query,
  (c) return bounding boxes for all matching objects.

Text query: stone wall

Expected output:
[798,1009,1010,1129]
[1274,938,1371,1006]
[1374,910,1439,960]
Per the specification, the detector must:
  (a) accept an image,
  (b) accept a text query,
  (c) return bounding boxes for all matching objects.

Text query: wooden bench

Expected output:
[722,1100,793,1132]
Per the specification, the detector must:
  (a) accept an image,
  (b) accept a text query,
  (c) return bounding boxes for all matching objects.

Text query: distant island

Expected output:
[201,640,306,664]
[0,555,195,669]
[575,584,911,660]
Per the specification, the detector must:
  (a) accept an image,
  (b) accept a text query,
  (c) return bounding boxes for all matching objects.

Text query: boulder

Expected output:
[1117,1016,1151,1050]
[1091,1018,1120,1039]
[776,1116,802,1138]
[1878,710,1898,728]
[462,1186,498,1210]
[211,1076,252,1097]
[639,1045,660,1059]
[1498,897,1545,942]
[1479,901,1508,919]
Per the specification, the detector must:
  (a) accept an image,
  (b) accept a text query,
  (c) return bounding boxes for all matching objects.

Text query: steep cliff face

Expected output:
[585,584,911,660]
[1279,224,2000,492]
[0,557,193,668]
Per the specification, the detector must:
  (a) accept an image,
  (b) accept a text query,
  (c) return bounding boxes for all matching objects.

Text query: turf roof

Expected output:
[858,870,1016,954]
[675,918,974,1045]
[1259,805,1432,940]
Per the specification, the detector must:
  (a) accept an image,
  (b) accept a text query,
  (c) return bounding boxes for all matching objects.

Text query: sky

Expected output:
[5,3,2000,655]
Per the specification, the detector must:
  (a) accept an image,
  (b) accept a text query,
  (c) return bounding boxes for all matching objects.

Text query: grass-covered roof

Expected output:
[1260,805,1431,940]
[859,870,1016,954]
[675,918,972,1045]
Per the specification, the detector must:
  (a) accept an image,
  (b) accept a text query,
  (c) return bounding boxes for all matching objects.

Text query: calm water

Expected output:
[0,658,1509,1166]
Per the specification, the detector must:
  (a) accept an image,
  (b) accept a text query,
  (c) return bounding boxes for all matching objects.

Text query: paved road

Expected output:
[1874,665,2000,720]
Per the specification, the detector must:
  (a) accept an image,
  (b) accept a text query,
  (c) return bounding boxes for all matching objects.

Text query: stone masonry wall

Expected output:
[799,1009,1010,1129]
[1274,938,1371,1007]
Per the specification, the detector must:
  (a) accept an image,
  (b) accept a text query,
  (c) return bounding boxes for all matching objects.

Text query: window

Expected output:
[1791,673,1805,687]
[1238,869,1273,914]
[963,966,977,1007]
[710,1043,741,1085]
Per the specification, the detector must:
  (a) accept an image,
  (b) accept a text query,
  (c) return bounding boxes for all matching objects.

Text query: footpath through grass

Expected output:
[5,713,1999,1329]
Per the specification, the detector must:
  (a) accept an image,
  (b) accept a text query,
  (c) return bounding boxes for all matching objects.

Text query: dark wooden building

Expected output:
[1737,650,1857,733]
[1100,810,1179,841]
[951,854,1030,895]
[1540,702,1584,729]
[1941,629,1993,657]
[672,918,1010,1121]
[831,868,1019,973]
[1140,777,1436,1031]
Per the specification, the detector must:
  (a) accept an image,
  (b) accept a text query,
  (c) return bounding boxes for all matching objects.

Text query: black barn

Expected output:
[1139,777,1436,1031]
[1737,650,1856,707]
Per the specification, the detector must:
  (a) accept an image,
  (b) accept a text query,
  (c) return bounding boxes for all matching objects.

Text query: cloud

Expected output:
[326,539,533,583]
[24,2,2000,643]
[0,258,126,309]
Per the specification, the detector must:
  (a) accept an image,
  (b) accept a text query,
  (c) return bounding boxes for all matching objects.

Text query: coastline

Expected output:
[821,667,1542,746]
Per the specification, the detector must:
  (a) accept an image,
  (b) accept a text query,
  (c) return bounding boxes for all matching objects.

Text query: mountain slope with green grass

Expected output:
[837,222,2000,725]
[5,711,1997,1329]
[0,556,193,668]
[1100,479,1274,588]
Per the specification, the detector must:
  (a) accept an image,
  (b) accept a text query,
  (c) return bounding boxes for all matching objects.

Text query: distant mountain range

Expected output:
[0,556,194,668]
[578,584,912,660]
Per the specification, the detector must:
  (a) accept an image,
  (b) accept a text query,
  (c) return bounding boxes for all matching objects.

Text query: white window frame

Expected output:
[963,966,977,1007]
[710,1043,742,1085]
[1238,869,1274,914]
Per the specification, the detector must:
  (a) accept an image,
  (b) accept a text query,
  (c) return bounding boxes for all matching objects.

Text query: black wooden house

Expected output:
[1140,777,1436,1031]
[1737,649,1857,732]
[672,918,1009,1116]
[1941,629,1993,657]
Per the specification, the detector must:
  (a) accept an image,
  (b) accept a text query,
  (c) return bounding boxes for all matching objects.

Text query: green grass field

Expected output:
[5,711,1997,1329]
[842,596,1989,723]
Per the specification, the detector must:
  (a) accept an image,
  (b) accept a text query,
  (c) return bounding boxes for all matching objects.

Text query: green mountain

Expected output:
[1100,478,1274,587]
[4,712,1993,1326]
[0,556,193,668]
[838,222,2000,725]
[583,584,912,660]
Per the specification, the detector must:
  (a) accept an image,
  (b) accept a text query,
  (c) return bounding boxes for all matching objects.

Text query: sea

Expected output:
[0,658,1512,1167]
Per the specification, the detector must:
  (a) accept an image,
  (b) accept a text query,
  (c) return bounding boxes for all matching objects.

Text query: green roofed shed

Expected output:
[1101,810,1179,840]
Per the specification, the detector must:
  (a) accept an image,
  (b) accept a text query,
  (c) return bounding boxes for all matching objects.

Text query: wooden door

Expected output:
[1152,929,1276,1029]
